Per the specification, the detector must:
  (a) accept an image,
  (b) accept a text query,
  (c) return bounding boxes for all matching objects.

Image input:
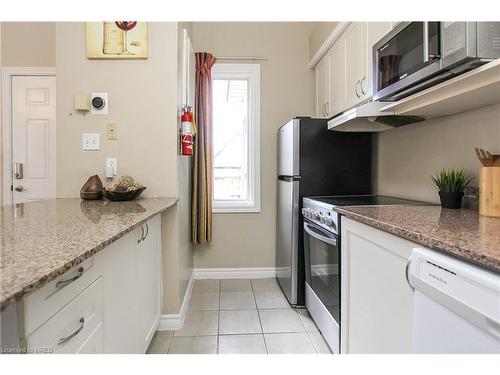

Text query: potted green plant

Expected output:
[431,168,472,209]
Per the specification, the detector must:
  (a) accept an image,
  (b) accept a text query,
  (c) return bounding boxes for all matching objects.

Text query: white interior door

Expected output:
[12,75,56,203]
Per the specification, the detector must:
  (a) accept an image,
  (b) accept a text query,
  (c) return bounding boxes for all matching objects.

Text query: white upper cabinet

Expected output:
[328,39,346,116]
[315,22,394,116]
[344,22,368,108]
[316,54,330,118]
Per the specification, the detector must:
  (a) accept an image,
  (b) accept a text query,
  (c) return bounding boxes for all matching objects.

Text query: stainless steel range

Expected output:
[302,195,429,353]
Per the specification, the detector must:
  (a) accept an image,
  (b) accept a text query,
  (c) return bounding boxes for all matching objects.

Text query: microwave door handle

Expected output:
[304,222,337,247]
[423,22,429,63]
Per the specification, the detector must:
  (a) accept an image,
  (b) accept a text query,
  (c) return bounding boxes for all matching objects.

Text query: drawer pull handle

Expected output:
[55,267,85,290]
[58,317,85,345]
[143,222,149,241]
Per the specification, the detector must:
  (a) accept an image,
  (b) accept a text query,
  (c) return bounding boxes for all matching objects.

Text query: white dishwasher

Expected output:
[407,247,500,354]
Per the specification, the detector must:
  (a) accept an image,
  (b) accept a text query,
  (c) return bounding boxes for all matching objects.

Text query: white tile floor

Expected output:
[146,278,332,354]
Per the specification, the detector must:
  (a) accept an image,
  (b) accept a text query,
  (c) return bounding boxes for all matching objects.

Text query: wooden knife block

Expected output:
[479,167,500,217]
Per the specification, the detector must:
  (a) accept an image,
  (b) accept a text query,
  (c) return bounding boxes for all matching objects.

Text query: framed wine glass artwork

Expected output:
[86,22,148,59]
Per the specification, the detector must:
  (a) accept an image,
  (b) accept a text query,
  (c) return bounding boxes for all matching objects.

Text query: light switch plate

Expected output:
[82,133,100,150]
[106,123,118,140]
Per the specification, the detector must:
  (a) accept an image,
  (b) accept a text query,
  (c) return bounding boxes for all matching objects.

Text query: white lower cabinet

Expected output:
[26,278,103,354]
[136,215,161,353]
[341,217,414,353]
[102,216,161,353]
[102,228,140,353]
[19,215,162,354]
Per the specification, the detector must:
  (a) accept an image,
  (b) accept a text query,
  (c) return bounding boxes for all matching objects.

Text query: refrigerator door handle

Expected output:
[278,176,301,182]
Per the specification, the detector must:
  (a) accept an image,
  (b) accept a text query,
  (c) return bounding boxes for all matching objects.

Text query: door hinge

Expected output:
[10,185,13,191]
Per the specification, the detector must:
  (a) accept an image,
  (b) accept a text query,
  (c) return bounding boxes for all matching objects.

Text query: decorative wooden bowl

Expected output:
[80,175,104,200]
[102,186,146,201]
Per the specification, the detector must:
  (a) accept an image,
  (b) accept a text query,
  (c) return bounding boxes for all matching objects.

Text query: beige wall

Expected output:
[192,22,315,269]
[308,22,338,61]
[56,22,193,314]
[375,103,500,203]
[1,22,55,66]
[56,22,178,198]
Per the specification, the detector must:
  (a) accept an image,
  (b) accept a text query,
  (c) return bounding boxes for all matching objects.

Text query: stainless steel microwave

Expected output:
[373,22,500,102]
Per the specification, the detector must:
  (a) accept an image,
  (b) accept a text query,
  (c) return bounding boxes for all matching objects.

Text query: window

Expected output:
[212,64,260,213]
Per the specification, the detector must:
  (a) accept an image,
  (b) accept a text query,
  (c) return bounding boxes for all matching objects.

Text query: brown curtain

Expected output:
[192,52,216,244]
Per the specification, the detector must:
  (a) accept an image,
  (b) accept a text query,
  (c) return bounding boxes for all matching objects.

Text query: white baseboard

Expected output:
[193,267,276,279]
[157,271,194,331]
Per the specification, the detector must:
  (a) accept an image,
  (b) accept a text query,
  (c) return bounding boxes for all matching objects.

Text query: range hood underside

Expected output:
[327,102,425,132]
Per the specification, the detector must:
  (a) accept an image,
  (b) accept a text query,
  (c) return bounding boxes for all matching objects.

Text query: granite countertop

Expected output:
[335,205,500,272]
[0,198,178,310]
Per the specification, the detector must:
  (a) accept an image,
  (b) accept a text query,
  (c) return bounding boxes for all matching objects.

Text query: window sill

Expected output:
[213,205,261,214]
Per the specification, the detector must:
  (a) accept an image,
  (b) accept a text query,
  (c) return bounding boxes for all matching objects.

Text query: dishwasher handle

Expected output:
[405,256,415,291]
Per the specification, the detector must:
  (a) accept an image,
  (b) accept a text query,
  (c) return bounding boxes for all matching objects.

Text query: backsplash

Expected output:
[374,103,500,204]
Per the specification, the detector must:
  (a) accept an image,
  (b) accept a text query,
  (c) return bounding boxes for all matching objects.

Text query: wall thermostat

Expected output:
[90,92,108,115]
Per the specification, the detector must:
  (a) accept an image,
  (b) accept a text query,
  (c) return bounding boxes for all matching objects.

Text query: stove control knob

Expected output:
[319,216,326,224]
[301,208,307,217]
[311,211,319,220]
[325,218,334,227]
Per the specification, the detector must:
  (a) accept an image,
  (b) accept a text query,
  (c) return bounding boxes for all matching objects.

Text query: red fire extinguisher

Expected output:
[180,106,193,155]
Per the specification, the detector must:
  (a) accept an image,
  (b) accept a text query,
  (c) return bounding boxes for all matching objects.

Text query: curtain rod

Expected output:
[216,56,268,61]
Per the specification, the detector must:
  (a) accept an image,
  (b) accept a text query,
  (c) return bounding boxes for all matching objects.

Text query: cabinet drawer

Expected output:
[76,324,103,354]
[24,252,102,336]
[27,277,103,354]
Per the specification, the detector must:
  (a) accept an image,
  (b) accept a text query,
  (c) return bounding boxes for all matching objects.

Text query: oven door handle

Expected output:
[304,222,337,247]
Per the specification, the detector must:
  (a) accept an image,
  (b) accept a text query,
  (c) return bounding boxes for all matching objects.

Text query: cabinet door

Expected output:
[136,215,161,352]
[365,22,393,98]
[102,230,139,353]
[344,23,368,108]
[341,218,414,353]
[315,55,330,118]
[328,39,346,116]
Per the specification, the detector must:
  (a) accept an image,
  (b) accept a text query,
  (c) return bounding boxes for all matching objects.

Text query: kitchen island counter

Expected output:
[0,198,177,310]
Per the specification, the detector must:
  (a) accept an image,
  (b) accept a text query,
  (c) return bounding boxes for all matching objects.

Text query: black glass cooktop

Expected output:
[309,195,429,207]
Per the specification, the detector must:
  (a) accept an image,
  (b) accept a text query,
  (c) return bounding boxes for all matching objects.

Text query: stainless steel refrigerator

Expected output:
[276,117,372,306]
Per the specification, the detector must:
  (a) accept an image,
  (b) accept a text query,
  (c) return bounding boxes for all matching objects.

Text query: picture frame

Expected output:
[86,22,148,59]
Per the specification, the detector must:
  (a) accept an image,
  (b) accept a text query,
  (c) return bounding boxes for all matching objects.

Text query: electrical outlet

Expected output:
[82,133,100,151]
[107,123,118,140]
[106,158,118,178]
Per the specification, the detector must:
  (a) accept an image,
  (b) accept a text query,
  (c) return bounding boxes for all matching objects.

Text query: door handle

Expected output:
[360,76,367,95]
[14,185,25,192]
[405,256,415,291]
[58,317,85,345]
[55,267,85,290]
[137,223,145,243]
[423,22,429,63]
[355,80,361,98]
[304,222,337,246]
